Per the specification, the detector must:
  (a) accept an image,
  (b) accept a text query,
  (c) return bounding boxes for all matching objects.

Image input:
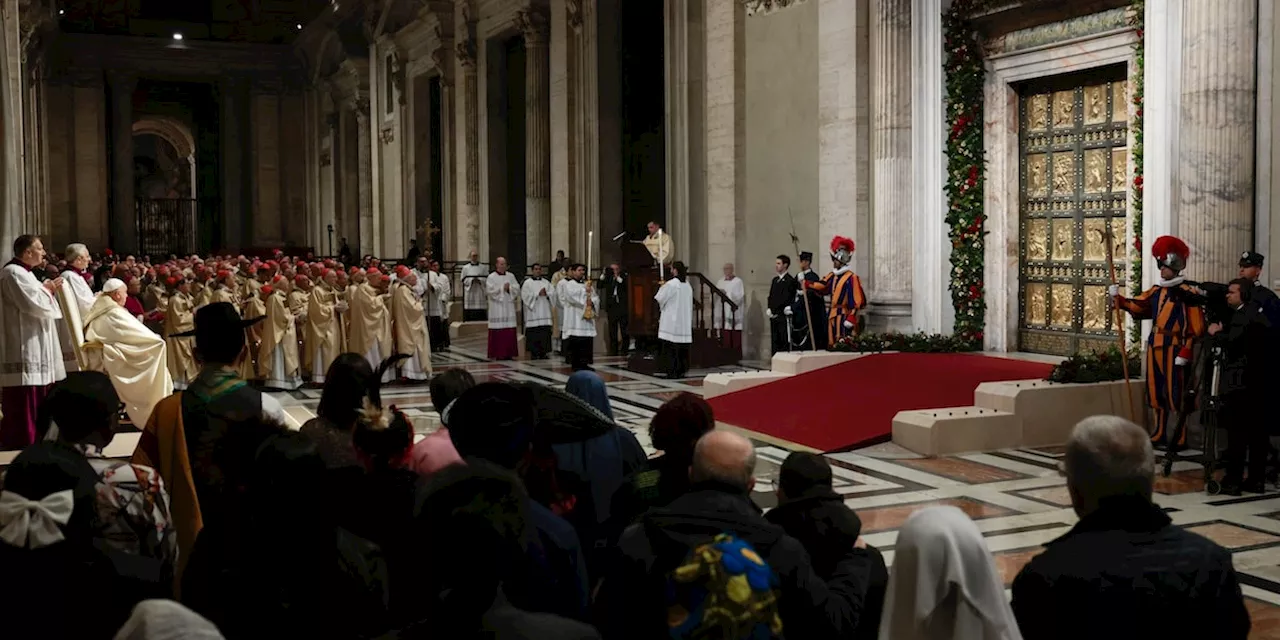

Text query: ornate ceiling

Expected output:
[56,0,332,44]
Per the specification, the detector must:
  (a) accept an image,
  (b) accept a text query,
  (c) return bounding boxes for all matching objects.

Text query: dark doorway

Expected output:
[412,73,445,260]
[503,36,528,274]
[620,0,666,234]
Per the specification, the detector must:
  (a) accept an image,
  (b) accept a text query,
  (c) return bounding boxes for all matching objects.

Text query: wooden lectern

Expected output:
[622,240,662,340]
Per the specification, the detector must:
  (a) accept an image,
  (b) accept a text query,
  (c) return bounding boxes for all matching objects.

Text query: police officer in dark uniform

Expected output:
[1238,251,1279,323]
[1213,278,1273,495]
[767,254,798,354]
[796,251,828,350]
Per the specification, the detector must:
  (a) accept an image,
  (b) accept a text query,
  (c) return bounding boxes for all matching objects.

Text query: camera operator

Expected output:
[1211,278,1273,495]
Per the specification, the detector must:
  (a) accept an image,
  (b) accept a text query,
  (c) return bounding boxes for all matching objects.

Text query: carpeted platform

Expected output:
[708,353,1055,452]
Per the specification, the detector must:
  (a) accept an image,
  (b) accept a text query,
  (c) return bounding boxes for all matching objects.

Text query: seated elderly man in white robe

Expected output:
[83,279,173,428]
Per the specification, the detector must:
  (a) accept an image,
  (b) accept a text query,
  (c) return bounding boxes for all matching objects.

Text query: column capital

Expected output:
[456,37,477,69]
[352,96,371,122]
[516,6,550,47]
[566,0,583,32]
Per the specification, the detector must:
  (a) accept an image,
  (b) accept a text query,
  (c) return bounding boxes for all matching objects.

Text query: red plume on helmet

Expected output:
[830,236,855,254]
[1151,236,1190,261]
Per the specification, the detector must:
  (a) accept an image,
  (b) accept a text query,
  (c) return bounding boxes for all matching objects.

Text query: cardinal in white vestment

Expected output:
[0,235,68,449]
[714,262,746,351]
[485,257,521,361]
[656,261,694,379]
[549,261,569,355]
[559,263,599,371]
[258,281,302,390]
[83,279,173,428]
[391,265,433,380]
[422,259,451,352]
[61,242,96,314]
[521,263,554,360]
[162,278,198,390]
[348,269,395,382]
[461,251,488,322]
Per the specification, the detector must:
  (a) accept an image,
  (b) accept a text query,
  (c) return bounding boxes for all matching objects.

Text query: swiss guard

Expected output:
[1112,235,1207,449]
[801,236,867,345]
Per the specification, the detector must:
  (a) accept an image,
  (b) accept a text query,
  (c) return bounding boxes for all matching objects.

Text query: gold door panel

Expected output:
[1019,67,1129,356]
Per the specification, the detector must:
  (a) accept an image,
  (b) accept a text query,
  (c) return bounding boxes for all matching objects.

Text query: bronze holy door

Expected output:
[1018,67,1130,356]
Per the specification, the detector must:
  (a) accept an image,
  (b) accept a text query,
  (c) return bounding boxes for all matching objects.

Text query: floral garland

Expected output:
[1127,0,1145,344]
[943,0,991,347]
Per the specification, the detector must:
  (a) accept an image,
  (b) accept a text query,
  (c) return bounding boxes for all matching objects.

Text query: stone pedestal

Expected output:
[867,0,913,332]
[1178,0,1257,282]
[520,8,552,266]
[108,71,137,253]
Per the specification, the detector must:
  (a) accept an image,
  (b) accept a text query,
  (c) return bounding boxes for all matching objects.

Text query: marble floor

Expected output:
[7,335,1280,637]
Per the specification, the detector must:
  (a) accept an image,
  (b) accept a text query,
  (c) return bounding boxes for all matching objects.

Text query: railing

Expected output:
[688,272,742,354]
[136,198,199,257]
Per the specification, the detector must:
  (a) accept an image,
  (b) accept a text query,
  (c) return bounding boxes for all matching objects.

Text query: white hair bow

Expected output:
[0,489,75,549]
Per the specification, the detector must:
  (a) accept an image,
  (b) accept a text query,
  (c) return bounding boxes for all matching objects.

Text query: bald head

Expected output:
[1064,415,1154,516]
[691,430,756,493]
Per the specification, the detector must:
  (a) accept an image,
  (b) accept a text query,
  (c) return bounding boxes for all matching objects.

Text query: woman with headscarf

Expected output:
[879,506,1022,640]
[554,371,645,568]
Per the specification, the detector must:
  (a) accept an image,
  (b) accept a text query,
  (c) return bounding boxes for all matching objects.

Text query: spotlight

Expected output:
[172,33,183,41]
[58,9,64,15]
[297,23,303,30]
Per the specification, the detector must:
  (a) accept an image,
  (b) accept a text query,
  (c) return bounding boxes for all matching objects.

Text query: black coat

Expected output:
[1011,496,1250,640]
[764,488,887,640]
[598,271,629,313]
[595,484,873,639]
[768,273,798,315]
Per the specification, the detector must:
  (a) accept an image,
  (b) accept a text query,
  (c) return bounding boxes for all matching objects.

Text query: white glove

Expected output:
[783,307,793,316]
[1175,355,1189,366]
[843,320,854,330]
[767,309,775,319]
[1108,284,1119,297]
[615,276,623,283]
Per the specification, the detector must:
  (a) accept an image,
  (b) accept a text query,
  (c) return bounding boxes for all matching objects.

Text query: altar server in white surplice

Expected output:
[656,260,694,379]
[61,242,96,314]
[520,263,554,360]
[461,250,488,321]
[714,262,746,351]
[558,263,599,372]
[422,259,451,351]
[485,258,520,361]
[83,279,173,428]
[0,235,68,449]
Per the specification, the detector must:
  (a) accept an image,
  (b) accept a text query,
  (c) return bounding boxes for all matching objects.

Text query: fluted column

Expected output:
[1178,0,1256,282]
[354,98,374,256]
[705,0,741,272]
[519,7,552,266]
[457,34,480,257]
[911,0,945,334]
[108,71,137,253]
[573,0,599,262]
[868,0,913,331]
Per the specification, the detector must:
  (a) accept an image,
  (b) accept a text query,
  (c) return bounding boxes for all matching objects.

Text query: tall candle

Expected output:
[587,231,593,277]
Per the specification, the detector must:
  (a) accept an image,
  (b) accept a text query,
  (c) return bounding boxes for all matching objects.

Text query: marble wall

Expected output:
[743,0,819,359]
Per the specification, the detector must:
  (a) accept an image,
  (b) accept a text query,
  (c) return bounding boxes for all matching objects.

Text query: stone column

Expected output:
[665,0,690,265]
[108,71,137,253]
[354,98,374,256]
[818,0,870,278]
[573,0,600,261]
[704,0,741,272]
[220,75,249,250]
[520,7,552,266]
[868,0,913,331]
[910,0,946,334]
[457,34,481,257]
[1178,0,1257,282]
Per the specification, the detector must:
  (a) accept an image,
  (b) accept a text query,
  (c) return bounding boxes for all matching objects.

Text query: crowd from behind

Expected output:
[0,267,1258,638]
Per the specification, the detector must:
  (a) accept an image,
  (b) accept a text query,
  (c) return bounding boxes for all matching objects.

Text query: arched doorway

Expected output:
[132,116,198,256]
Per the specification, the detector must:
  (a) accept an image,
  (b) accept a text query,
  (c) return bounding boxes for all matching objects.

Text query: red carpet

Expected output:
[709,353,1055,452]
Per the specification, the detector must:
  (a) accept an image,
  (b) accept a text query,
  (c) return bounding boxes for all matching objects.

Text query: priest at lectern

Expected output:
[642,221,674,266]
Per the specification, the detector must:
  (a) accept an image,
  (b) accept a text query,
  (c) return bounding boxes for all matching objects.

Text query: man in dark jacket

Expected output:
[598,263,629,356]
[596,431,873,639]
[765,452,887,640]
[768,255,798,354]
[1011,415,1250,639]
[1214,279,1274,494]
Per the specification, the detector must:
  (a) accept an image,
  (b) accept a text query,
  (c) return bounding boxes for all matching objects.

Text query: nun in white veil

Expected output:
[879,506,1023,640]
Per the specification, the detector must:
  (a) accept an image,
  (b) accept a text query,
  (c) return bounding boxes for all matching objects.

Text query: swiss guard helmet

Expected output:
[1152,235,1190,274]
[829,236,855,268]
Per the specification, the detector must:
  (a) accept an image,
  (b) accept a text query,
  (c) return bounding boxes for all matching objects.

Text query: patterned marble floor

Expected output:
[7,336,1280,636]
